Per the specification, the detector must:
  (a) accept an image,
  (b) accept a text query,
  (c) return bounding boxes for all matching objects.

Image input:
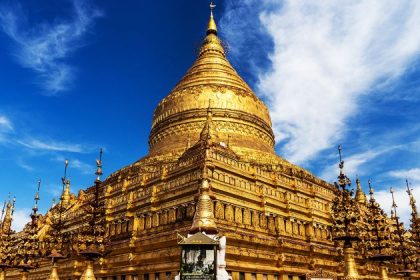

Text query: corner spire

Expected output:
[190,178,218,234]
[199,101,219,144]
[1,196,15,235]
[406,179,418,218]
[207,2,217,35]
[367,179,377,207]
[355,176,367,204]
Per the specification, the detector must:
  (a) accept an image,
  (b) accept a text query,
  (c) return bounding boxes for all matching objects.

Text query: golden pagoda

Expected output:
[4,5,344,280]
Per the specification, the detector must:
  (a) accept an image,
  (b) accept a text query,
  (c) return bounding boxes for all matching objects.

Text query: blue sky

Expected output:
[0,0,419,230]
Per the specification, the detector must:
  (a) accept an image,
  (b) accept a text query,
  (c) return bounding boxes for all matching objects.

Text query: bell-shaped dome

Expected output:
[149,11,275,157]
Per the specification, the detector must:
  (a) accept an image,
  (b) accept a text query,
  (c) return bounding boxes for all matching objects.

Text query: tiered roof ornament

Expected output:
[46,160,71,280]
[199,103,219,146]
[355,176,367,205]
[79,148,107,280]
[0,196,15,280]
[17,180,42,279]
[60,159,71,208]
[1,195,15,237]
[389,187,416,277]
[331,145,360,280]
[191,102,218,234]
[365,180,393,280]
[405,180,419,272]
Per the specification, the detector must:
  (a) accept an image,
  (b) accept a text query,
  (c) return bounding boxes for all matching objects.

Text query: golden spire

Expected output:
[0,200,6,230]
[355,176,366,204]
[60,160,71,206]
[368,179,375,202]
[1,196,14,235]
[95,148,103,183]
[199,102,219,144]
[207,2,217,35]
[406,179,418,217]
[190,178,218,234]
[190,137,217,234]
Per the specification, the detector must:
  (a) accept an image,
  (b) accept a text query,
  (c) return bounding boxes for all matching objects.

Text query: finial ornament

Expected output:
[95,148,103,183]
[335,145,351,190]
[390,187,398,210]
[62,159,69,186]
[338,145,343,168]
[34,179,41,211]
[210,1,216,15]
[207,2,218,35]
[406,179,415,202]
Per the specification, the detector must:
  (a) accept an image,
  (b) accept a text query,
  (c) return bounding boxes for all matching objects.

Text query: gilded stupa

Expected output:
[149,10,274,158]
[3,6,346,280]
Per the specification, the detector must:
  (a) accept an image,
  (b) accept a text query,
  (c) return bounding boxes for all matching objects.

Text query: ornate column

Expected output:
[80,261,95,280]
[21,271,28,280]
[343,240,359,279]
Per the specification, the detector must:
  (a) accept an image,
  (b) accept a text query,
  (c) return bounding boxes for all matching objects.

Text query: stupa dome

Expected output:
[149,12,275,157]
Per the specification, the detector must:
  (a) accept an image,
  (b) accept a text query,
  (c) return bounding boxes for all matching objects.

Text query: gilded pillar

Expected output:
[225,205,234,222]
[252,211,259,227]
[146,214,152,229]
[305,223,314,239]
[243,209,251,225]
[260,213,267,228]
[235,207,243,223]
[160,210,168,225]
[48,263,60,280]
[215,201,224,219]
[343,242,359,280]
[187,204,195,218]
[80,260,96,280]
[21,271,28,280]
[138,216,145,231]
[379,263,389,280]
[152,212,159,227]
[168,208,176,223]
[268,216,275,233]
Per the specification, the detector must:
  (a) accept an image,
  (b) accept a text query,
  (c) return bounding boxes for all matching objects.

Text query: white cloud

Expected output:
[374,184,419,227]
[0,115,13,144]
[17,138,85,153]
[11,207,31,232]
[222,0,420,164]
[72,159,94,175]
[53,155,94,175]
[0,0,103,94]
[0,115,12,131]
[320,146,399,182]
[389,168,420,182]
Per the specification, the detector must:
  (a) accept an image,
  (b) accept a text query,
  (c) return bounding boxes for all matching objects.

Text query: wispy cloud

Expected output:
[17,138,85,153]
[0,114,13,143]
[0,0,103,94]
[374,183,419,226]
[53,155,94,175]
[12,207,31,231]
[320,146,399,182]
[389,168,420,181]
[0,115,13,131]
[222,0,420,164]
